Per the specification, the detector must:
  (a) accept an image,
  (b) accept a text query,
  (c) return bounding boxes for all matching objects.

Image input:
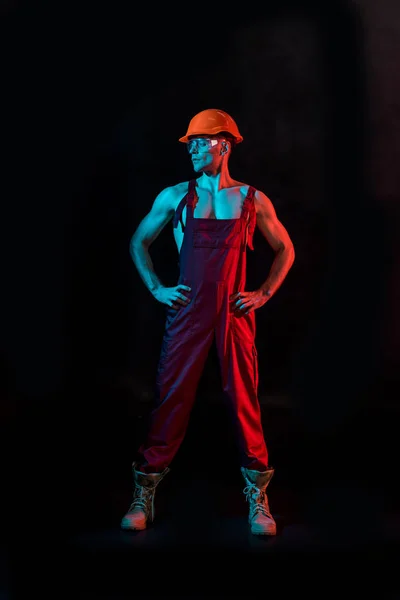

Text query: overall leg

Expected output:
[215,314,269,471]
[216,313,276,535]
[138,311,214,473]
[122,306,214,530]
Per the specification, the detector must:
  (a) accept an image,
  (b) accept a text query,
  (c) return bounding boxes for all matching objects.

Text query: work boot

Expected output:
[241,466,277,535]
[120,462,170,531]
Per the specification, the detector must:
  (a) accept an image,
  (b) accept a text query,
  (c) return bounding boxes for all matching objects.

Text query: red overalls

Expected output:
[137,179,269,472]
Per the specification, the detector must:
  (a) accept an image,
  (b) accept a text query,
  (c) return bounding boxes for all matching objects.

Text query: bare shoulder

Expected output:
[132,181,192,245]
[252,188,277,217]
[231,180,269,207]
[232,182,277,217]
[251,188,294,250]
[154,181,191,213]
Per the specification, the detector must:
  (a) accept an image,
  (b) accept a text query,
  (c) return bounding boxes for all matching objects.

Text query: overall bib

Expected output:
[137,179,269,473]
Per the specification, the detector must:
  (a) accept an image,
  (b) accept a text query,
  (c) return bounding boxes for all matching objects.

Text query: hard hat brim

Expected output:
[178,131,243,144]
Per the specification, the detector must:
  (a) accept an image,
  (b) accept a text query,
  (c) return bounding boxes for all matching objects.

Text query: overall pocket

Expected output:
[193,226,241,248]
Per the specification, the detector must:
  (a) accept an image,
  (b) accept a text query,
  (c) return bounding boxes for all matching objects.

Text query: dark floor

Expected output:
[7,394,400,599]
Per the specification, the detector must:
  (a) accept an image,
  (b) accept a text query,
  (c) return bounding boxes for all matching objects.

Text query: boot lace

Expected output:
[129,484,152,515]
[243,483,271,518]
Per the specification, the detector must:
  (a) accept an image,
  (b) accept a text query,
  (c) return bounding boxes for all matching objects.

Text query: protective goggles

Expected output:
[186,137,220,154]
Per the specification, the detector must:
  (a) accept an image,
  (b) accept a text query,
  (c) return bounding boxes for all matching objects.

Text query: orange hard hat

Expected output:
[179,109,243,144]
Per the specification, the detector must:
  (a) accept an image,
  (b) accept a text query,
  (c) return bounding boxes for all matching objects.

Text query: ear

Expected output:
[221,141,229,155]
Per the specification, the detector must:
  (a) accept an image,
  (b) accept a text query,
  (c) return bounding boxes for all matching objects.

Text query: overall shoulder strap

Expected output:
[186,178,197,213]
[172,180,197,230]
[242,186,257,250]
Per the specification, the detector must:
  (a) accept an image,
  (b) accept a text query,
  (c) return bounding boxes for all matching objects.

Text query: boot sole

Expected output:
[251,528,277,535]
[121,524,147,531]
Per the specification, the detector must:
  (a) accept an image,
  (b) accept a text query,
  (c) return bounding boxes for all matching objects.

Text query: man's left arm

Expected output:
[231,190,295,314]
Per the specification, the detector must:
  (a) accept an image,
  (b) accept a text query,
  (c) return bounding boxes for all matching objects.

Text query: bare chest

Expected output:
[172,187,246,252]
[186,188,244,221]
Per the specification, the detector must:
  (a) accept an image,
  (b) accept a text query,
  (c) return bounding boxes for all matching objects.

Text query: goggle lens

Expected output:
[187,138,219,153]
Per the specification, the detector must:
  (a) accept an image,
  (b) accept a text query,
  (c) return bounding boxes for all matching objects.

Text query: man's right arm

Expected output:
[129,187,175,299]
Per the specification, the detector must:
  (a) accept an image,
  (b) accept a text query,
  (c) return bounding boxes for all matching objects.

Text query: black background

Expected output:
[3,0,399,559]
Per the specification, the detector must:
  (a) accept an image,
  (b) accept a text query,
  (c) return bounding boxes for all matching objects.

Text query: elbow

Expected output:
[278,241,295,268]
[129,235,144,259]
[129,236,137,255]
[289,242,295,267]
[130,232,149,251]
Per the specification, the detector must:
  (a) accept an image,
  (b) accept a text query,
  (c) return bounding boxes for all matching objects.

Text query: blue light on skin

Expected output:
[187,136,227,174]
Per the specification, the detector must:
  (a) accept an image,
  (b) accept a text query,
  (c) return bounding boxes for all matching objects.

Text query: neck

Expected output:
[199,163,235,192]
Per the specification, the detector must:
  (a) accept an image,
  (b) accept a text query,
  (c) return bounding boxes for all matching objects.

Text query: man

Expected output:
[121,108,295,535]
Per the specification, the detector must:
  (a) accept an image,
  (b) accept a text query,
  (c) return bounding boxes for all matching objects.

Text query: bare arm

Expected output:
[254,190,295,299]
[130,187,175,297]
[130,186,192,307]
[231,190,295,314]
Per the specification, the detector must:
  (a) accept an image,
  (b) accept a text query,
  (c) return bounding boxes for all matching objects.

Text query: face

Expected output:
[186,135,228,172]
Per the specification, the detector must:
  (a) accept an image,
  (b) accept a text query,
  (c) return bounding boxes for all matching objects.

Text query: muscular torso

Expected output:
[171,181,249,252]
